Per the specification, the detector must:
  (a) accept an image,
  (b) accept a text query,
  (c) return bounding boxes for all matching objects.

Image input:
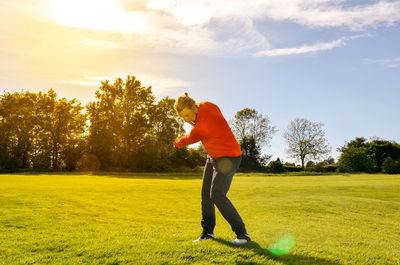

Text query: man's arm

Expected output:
[174,129,202,148]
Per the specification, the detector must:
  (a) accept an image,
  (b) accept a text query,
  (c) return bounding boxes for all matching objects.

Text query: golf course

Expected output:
[1,173,399,265]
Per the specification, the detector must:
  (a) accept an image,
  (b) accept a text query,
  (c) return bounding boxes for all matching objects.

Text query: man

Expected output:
[173,92,250,245]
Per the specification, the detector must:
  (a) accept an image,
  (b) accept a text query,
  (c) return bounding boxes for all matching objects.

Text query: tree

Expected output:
[0,90,86,171]
[268,158,284,173]
[36,90,86,170]
[76,153,101,171]
[239,135,262,169]
[306,161,315,167]
[230,108,276,169]
[140,96,182,171]
[187,145,208,169]
[382,157,400,174]
[324,157,335,165]
[86,76,187,171]
[337,146,376,173]
[0,92,38,169]
[284,118,331,170]
[314,157,335,172]
[367,139,400,171]
[87,76,156,170]
[338,137,400,173]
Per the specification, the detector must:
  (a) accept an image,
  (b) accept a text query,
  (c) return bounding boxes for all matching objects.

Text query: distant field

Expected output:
[1,173,399,265]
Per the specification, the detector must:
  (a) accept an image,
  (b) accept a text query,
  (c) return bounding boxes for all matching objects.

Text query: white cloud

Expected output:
[255,38,345,56]
[55,80,100,86]
[144,0,400,30]
[364,57,400,68]
[131,72,192,95]
[126,0,400,56]
[255,35,365,56]
[38,0,400,57]
[55,73,191,96]
[10,0,400,58]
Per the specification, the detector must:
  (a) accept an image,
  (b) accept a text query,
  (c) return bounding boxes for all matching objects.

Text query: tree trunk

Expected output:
[52,142,59,170]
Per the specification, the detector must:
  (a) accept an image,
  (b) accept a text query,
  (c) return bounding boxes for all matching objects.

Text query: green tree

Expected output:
[337,146,376,173]
[62,136,86,171]
[230,108,276,170]
[338,137,400,173]
[367,139,400,171]
[305,161,315,171]
[145,97,182,171]
[0,90,86,171]
[86,76,188,171]
[76,153,101,171]
[324,157,335,165]
[268,158,284,173]
[36,90,86,170]
[87,76,156,170]
[187,145,208,169]
[0,92,39,169]
[381,156,400,174]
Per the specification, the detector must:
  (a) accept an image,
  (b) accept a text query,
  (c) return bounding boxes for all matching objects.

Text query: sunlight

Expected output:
[48,0,148,33]
[148,0,211,25]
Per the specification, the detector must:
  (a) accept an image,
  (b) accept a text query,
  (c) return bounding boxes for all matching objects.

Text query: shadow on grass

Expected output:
[99,172,203,180]
[1,171,203,180]
[214,238,341,265]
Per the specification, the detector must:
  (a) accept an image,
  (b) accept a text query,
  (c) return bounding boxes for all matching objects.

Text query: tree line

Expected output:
[1,75,399,174]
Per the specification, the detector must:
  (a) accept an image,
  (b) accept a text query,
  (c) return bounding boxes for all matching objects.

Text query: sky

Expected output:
[1,0,400,163]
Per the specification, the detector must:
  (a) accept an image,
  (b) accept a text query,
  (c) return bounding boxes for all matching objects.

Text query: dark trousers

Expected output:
[201,155,247,236]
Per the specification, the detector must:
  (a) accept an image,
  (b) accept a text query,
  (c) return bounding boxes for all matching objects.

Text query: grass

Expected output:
[0,173,399,265]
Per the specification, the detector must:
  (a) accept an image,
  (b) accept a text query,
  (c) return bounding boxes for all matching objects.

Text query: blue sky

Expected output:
[1,0,400,163]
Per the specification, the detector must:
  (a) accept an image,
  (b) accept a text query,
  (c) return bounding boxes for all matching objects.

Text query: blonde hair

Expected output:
[174,92,196,113]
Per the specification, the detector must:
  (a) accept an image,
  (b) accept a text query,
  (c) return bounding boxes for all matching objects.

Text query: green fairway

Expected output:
[1,173,399,265]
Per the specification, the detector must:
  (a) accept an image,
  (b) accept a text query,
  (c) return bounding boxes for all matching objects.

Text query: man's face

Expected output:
[179,105,197,125]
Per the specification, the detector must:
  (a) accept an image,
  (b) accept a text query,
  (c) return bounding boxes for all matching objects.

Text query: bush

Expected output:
[76,153,101,171]
[313,162,324,172]
[268,158,284,173]
[323,164,338,172]
[283,165,302,172]
[382,157,400,174]
[337,147,376,173]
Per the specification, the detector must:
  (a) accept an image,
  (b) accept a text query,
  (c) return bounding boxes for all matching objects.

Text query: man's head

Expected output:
[174,92,198,124]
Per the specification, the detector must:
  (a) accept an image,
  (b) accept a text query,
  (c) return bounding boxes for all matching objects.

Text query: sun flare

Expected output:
[48,0,148,33]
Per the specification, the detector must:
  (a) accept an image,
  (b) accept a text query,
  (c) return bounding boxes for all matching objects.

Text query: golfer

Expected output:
[173,92,250,245]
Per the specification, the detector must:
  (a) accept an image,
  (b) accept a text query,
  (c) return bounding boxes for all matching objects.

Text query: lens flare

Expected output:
[268,235,295,256]
[216,158,234,175]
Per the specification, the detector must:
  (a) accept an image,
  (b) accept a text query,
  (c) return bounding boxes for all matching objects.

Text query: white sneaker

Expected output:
[193,232,215,242]
[232,233,251,245]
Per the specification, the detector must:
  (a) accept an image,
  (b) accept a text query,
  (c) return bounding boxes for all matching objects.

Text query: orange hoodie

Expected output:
[174,101,242,158]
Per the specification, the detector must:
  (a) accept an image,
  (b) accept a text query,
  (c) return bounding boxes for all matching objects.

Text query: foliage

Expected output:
[307,157,336,172]
[76,153,101,171]
[3,77,399,174]
[239,135,264,170]
[187,145,208,169]
[0,90,86,171]
[382,156,400,174]
[0,76,207,172]
[268,158,284,173]
[338,137,400,173]
[230,108,276,170]
[337,146,376,173]
[283,164,303,172]
[86,76,155,170]
[367,139,400,171]
[85,76,191,172]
